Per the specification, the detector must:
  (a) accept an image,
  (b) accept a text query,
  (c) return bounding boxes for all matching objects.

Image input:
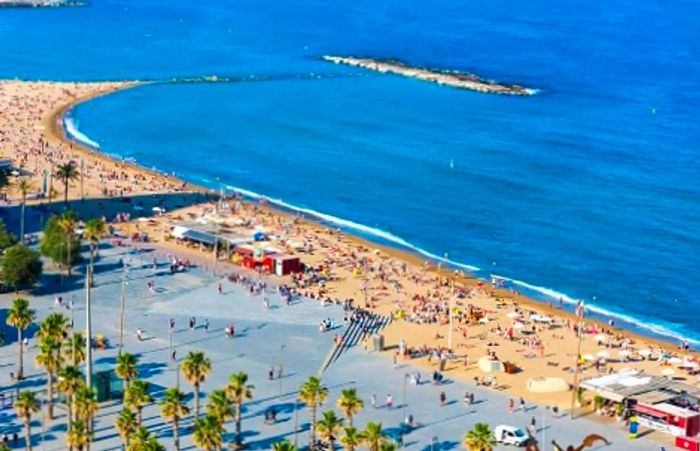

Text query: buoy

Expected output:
[449,158,455,169]
[650,107,656,115]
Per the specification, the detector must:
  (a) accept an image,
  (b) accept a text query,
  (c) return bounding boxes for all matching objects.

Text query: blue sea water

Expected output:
[2,0,699,343]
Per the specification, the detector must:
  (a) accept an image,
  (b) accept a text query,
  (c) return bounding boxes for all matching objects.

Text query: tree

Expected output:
[124,379,152,425]
[15,177,35,242]
[115,352,139,390]
[74,386,99,434]
[66,419,91,451]
[83,218,106,286]
[6,297,36,379]
[2,244,43,290]
[55,162,79,205]
[379,444,397,451]
[35,336,62,420]
[316,410,343,450]
[115,408,138,448]
[40,213,81,274]
[181,350,212,420]
[38,312,68,343]
[298,376,328,451]
[160,388,190,451]
[193,415,225,451]
[57,212,79,277]
[226,371,254,448]
[206,389,234,425]
[272,441,298,451]
[57,365,85,444]
[126,426,164,451]
[14,390,40,451]
[0,218,17,251]
[63,332,87,366]
[360,422,388,451]
[463,423,495,451]
[337,388,364,427]
[340,426,361,451]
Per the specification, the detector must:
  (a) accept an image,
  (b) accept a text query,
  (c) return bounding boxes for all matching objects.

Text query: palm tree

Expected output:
[115,352,139,390]
[193,415,225,451]
[226,371,254,448]
[160,388,190,451]
[15,177,35,242]
[57,365,84,446]
[143,437,166,451]
[181,350,212,420]
[14,390,40,451]
[38,312,68,343]
[298,376,328,451]
[66,419,91,451]
[73,386,99,436]
[272,441,298,451]
[115,408,138,448]
[35,336,62,420]
[6,298,36,380]
[63,332,87,366]
[124,379,152,425]
[55,162,79,205]
[206,389,234,425]
[379,444,397,451]
[360,422,387,451]
[83,218,106,286]
[337,388,364,427]
[340,426,361,451]
[316,410,343,450]
[127,426,154,451]
[57,212,78,276]
[463,423,495,451]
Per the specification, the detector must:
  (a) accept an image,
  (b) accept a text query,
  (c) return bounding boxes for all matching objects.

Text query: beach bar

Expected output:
[581,371,700,444]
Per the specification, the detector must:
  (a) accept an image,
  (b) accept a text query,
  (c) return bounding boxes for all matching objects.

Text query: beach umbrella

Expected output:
[639,349,652,357]
[669,357,683,364]
[513,322,525,329]
[506,312,521,319]
[661,369,676,376]
[595,334,608,343]
[596,351,610,358]
[583,354,595,361]
[618,350,630,357]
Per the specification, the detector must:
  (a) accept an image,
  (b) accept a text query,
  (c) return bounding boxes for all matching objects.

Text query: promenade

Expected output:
[0,239,663,449]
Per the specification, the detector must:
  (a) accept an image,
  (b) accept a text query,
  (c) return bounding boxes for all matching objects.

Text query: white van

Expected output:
[494,425,530,446]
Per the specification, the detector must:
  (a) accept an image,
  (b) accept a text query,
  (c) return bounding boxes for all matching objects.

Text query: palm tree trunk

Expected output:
[137,407,143,426]
[47,371,55,420]
[173,418,180,451]
[20,196,26,242]
[17,327,24,380]
[66,236,72,277]
[24,419,31,451]
[67,395,73,451]
[235,403,242,446]
[309,405,317,451]
[194,383,200,420]
[64,180,68,206]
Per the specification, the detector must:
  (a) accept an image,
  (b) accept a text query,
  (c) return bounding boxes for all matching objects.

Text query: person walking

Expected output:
[439,391,447,407]
[509,398,515,413]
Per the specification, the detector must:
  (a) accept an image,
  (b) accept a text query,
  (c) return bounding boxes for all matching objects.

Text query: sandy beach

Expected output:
[2,78,698,432]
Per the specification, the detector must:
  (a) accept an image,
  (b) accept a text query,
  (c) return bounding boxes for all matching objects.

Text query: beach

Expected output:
[1,79,697,447]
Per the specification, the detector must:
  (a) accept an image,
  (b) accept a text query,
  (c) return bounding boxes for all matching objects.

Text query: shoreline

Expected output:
[45,82,697,357]
[322,55,535,95]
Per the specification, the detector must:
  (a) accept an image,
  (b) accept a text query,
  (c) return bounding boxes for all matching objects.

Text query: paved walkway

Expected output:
[0,241,664,450]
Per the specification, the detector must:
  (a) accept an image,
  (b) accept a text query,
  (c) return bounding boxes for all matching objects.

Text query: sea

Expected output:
[2,0,699,344]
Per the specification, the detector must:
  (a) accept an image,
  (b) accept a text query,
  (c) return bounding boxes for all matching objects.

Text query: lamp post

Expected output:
[85,266,93,392]
[118,262,129,355]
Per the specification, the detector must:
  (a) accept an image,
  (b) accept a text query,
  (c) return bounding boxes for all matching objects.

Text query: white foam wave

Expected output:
[64,116,100,149]
[227,184,479,272]
[498,276,699,345]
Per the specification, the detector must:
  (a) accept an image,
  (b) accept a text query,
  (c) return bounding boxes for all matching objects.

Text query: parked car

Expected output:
[494,424,530,446]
